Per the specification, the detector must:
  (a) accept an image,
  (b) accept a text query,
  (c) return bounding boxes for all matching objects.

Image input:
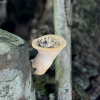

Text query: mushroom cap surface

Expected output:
[32,34,67,51]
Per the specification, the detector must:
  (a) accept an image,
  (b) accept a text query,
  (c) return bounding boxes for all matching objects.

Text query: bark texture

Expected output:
[0,0,7,19]
[54,0,72,100]
[0,29,36,100]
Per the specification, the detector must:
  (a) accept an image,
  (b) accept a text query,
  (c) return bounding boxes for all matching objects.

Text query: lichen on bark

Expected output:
[0,29,36,100]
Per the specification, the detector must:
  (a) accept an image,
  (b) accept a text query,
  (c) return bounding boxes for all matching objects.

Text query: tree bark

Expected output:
[0,29,36,100]
[54,0,72,100]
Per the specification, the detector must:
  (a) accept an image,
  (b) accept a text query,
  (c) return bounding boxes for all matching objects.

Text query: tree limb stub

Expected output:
[0,29,36,100]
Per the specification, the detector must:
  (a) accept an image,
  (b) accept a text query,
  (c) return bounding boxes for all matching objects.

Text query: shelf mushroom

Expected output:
[31,34,67,75]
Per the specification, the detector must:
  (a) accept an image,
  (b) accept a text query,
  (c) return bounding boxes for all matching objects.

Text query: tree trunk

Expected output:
[0,29,36,100]
[54,0,72,100]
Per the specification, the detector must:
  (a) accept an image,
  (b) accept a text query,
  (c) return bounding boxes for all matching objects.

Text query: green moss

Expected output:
[0,29,25,46]
[55,57,62,81]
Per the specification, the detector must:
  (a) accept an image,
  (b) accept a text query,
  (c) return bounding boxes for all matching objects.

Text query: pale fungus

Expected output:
[31,34,67,75]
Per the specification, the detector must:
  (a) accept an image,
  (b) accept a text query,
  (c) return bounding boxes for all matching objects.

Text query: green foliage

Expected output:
[73,83,89,100]
[72,1,100,99]
[73,0,95,33]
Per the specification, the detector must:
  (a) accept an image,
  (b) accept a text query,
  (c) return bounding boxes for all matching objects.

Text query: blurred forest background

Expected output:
[0,0,100,100]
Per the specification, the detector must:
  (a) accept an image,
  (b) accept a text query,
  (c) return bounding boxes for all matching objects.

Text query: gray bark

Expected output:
[54,0,72,100]
[0,0,7,18]
[0,29,36,100]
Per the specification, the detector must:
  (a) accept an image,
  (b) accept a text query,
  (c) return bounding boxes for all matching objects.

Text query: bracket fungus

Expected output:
[31,34,67,75]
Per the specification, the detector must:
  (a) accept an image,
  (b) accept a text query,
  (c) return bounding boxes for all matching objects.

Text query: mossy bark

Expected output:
[54,0,72,100]
[0,29,36,100]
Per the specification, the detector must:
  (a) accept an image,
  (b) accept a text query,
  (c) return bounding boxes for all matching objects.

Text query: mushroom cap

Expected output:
[32,34,67,51]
